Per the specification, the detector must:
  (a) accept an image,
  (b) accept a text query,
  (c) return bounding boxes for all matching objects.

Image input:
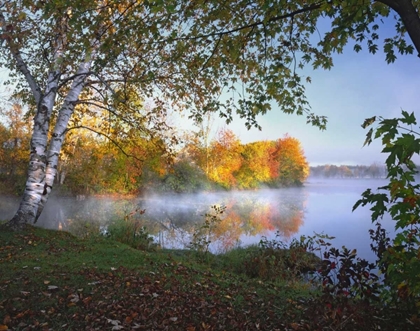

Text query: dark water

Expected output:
[0,179,394,260]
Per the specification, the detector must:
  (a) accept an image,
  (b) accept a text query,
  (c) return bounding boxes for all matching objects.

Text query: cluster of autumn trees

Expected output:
[179,129,309,191]
[0,102,309,195]
[0,103,31,193]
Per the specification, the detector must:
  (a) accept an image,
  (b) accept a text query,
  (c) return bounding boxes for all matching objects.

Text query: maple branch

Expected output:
[378,0,420,57]
[174,2,323,41]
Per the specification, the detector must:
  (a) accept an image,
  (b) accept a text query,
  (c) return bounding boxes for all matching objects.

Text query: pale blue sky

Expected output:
[217,48,420,166]
[183,20,420,166]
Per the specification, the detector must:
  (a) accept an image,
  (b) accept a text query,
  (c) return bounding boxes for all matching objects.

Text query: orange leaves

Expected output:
[183,128,308,190]
[208,129,243,189]
[271,135,309,186]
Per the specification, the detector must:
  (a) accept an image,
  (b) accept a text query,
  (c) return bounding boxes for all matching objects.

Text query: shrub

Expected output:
[106,208,158,251]
[355,111,420,310]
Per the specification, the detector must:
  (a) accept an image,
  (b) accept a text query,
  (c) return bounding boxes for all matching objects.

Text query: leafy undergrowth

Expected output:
[0,226,418,331]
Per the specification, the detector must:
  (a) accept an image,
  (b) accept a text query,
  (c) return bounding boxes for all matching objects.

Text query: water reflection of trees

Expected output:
[139,190,308,252]
[208,193,306,252]
[30,190,307,252]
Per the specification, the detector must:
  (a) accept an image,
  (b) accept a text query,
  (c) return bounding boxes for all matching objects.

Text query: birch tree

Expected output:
[1,0,419,228]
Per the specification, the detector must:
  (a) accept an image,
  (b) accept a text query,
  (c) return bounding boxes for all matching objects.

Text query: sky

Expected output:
[174,18,420,167]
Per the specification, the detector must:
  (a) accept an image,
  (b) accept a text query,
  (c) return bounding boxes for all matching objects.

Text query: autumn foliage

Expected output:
[0,103,309,195]
[185,129,309,190]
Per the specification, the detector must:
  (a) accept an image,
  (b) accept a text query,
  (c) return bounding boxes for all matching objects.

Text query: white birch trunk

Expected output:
[35,60,93,222]
[7,71,60,228]
[7,60,92,228]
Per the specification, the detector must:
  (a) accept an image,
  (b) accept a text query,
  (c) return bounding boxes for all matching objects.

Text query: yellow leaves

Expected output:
[0,325,8,331]
[17,12,27,20]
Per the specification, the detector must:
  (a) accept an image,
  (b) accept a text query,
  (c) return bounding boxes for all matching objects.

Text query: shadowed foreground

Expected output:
[0,225,417,331]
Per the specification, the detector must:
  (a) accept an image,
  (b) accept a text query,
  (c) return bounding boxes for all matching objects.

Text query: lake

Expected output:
[1,178,394,261]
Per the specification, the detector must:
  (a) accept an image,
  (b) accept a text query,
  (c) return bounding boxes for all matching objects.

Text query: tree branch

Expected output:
[174,2,323,41]
[379,0,420,57]
[0,11,42,104]
[65,125,146,162]
[376,0,399,12]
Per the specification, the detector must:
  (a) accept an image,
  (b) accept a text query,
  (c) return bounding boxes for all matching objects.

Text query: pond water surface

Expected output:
[1,178,394,261]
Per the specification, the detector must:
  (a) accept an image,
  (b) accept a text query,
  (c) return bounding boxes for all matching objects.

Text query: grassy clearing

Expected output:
[0,225,418,330]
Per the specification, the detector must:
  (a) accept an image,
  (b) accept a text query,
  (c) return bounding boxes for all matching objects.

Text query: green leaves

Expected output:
[356,110,420,306]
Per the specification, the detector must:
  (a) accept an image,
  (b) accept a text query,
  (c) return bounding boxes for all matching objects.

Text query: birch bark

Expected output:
[35,60,92,222]
[6,70,61,228]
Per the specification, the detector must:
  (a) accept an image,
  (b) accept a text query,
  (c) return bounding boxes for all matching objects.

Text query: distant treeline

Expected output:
[309,163,420,178]
[0,104,309,195]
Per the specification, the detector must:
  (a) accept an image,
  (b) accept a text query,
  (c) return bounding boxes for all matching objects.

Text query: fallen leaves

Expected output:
[1,226,419,331]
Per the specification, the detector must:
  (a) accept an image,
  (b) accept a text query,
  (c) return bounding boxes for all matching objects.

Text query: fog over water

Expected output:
[1,178,394,261]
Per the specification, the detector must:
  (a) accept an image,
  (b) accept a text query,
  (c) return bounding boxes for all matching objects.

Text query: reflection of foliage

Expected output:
[188,205,225,255]
[271,210,304,239]
[247,203,276,235]
[212,210,243,252]
[354,111,420,310]
[144,191,306,251]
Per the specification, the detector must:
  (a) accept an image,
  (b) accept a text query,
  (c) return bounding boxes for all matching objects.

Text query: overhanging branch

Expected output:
[173,2,324,41]
[65,125,146,163]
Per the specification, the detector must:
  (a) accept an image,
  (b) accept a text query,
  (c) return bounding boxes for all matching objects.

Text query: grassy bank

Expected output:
[0,225,417,330]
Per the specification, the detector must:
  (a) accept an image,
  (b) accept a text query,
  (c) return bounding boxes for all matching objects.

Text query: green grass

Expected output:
[0,226,307,330]
[0,225,418,330]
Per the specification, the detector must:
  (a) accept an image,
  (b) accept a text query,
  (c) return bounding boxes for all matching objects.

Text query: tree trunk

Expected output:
[5,60,92,230]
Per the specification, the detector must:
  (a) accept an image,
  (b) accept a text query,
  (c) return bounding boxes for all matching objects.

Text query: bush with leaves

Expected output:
[234,232,320,282]
[293,234,419,331]
[160,159,212,193]
[188,205,225,257]
[353,111,420,310]
[106,208,157,251]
